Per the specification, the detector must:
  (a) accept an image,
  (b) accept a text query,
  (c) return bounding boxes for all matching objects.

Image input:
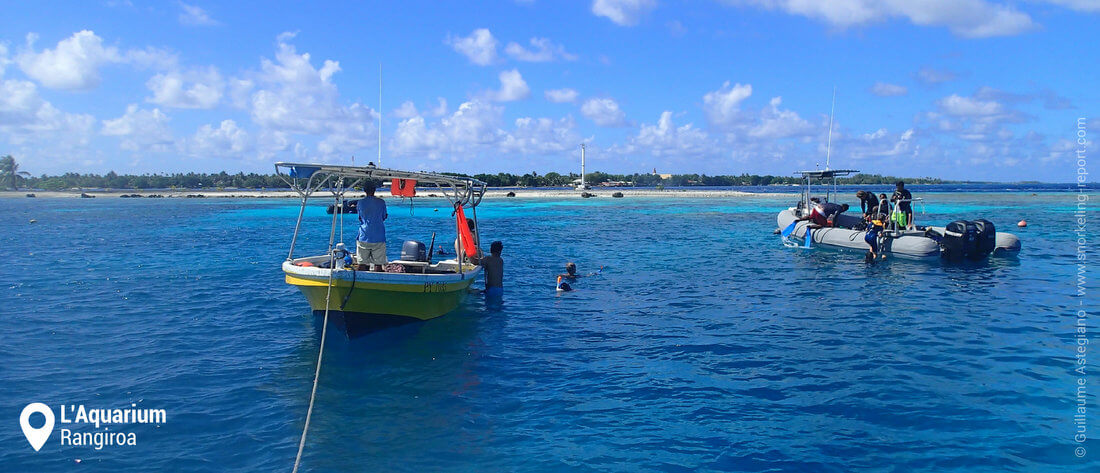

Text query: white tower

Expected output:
[580,144,586,190]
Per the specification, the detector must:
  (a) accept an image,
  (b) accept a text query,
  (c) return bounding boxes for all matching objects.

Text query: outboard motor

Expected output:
[971,219,996,258]
[401,240,427,262]
[326,199,359,215]
[941,220,978,261]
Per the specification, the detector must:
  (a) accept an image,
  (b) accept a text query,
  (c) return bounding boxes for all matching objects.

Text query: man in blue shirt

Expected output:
[356,181,388,272]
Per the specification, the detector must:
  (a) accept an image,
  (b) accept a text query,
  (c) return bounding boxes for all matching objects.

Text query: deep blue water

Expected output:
[1,192,1096,472]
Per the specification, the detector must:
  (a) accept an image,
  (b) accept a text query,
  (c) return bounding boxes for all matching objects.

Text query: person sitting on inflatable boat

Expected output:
[795,202,849,228]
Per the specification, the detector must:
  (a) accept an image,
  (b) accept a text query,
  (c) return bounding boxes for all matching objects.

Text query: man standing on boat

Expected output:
[891,181,914,229]
[356,181,388,272]
[855,190,879,218]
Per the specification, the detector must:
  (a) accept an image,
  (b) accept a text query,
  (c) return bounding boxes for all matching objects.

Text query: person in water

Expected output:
[481,241,504,297]
[891,181,914,229]
[864,215,887,261]
[795,202,849,227]
[556,276,573,292]
[855,190,879,218]
[560,262,579,280]
[356,181,388,272]
[557,262,604,281]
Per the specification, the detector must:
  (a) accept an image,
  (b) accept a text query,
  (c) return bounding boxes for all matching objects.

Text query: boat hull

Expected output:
[777,209,940,259]
[283,261,480,325]
[777,209,1022,259]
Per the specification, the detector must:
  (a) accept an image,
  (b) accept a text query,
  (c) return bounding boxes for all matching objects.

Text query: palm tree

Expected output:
[0,155,31,190]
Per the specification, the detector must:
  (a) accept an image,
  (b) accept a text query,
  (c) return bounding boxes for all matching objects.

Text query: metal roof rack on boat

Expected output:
[274,161,487,209]
[794,169,860,178]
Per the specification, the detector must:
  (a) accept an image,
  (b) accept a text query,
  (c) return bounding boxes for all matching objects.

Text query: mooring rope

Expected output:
[292,188,343,473]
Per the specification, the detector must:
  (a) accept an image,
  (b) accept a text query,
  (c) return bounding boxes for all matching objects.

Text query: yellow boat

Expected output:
[276,162,487,331]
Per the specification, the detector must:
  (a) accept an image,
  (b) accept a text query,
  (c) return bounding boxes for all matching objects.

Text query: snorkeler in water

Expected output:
[556,276,573,292]
[558,262,604,280]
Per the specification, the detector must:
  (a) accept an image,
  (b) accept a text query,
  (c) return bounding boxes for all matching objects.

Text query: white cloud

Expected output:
[500,116,580,155]
[615,111,716,159]
[1041,0,1100,12]
[505,37,578,62]
[486,69,530,102]
[17,31,122,90]
[393,101,419,119]
[592,0,658,26]
[390,99,579,160]
[545,88,579,103]
[246,33,378,157]
[14,30,177,91]
[0,45,98,165]
[124,46,179,71]
[101,104,174,152]
[870,82,908,97]
[748,96,814,139]
[445,28,498,66]
[915,66,958,85]
[186,119,250,158]
[725,0,1035,37]
[427,97,448,117]
[392,100,504,158]
[842,127,916,159]
[937,94,1004,116]
[393,98,449,119]
[179,2,218,26]
[0,43,10,78]
[145,66,224,109]
[0,76,95,147]
[703,81,752,129]
[581,97,627,127]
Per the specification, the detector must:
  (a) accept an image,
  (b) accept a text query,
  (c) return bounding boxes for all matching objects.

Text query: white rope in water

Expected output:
[292,188,343,473]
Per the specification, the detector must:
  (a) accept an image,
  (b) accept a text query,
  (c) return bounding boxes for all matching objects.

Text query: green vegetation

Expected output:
[13,169,947,191]
[1,155,32,190]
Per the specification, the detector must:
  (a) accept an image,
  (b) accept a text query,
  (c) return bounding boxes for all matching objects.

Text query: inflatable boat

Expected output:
[778,169,1021,260]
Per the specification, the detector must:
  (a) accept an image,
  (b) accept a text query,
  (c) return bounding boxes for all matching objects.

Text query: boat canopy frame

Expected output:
[275,162,488,263]
[793,169,859,215]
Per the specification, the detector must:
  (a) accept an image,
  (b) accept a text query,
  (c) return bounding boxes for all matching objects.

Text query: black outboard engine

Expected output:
[326,199,359,214]
[401,240,427,262]
[971,219,996,258]
[941,220,978,261]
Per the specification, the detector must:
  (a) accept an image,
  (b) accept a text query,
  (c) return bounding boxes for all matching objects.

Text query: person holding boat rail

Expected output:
[356,181,388,272]
[891,181,915,229]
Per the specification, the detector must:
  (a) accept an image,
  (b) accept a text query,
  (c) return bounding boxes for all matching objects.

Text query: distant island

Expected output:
[6,168,953,192]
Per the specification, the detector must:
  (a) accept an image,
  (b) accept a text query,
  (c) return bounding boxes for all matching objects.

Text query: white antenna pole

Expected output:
[825,86,836,171]
[378,64,382,167]
[580,144,586,189]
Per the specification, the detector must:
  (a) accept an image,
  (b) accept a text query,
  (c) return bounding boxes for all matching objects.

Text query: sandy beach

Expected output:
[1,187,794,199]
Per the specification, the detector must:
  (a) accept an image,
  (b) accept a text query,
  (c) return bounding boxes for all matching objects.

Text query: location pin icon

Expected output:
[20,403,54,451]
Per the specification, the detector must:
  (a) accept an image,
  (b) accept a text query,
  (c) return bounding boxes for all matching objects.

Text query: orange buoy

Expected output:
[1017,220,1027,228]
[455,205,479,258]
[296,261,315,267]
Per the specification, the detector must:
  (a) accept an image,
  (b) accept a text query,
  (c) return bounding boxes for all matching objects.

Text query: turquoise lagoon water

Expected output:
[0,192,1096,472]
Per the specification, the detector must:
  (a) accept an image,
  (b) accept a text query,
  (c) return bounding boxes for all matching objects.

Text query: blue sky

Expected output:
[0,0,1096,181]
